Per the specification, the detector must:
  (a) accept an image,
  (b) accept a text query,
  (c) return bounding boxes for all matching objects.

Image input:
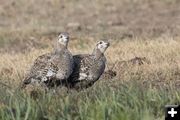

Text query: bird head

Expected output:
[57,32,69,47]
[96,40,110,53]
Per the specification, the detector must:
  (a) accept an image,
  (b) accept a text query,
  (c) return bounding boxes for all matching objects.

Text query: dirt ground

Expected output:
[0,0,180,53]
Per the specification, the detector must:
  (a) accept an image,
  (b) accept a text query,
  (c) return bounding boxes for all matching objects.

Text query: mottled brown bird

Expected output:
[68,40,110,90]
[22,32,74,89]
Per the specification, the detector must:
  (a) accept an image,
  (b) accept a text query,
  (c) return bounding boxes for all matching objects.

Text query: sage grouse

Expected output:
[68,40,110,90]
[22,32,74,89]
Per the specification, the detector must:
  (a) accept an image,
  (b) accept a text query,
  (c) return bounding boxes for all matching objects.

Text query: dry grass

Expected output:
[0,37,180,88]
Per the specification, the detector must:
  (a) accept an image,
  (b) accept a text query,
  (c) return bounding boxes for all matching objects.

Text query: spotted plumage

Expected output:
[68,40,110,90]
[22,32,74,89]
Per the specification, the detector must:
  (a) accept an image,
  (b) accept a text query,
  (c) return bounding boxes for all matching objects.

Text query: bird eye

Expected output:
[99,41,102,44]
[59,35,63,38]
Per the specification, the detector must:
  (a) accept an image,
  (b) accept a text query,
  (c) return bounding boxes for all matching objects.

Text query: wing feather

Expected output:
[23,53,52,85]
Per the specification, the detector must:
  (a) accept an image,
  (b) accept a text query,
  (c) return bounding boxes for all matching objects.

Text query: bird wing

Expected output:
[88,57,106,81]
[69,54,94,82]
[44,50,74,82]
[23,53,52,85]
[69,54,106,82]
[68,54,106,89]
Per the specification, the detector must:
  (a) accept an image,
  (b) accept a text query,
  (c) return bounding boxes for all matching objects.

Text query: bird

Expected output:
[67,40,110,90]
[22,32,74,90]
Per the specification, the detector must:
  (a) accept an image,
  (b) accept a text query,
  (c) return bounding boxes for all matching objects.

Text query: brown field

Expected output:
[0,0,180,88]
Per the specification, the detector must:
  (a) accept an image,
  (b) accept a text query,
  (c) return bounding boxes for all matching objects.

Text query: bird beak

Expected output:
[106,42,110,47]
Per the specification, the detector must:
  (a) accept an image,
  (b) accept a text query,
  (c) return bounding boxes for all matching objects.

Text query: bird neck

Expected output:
[54,43,67,53]
[92,48,103,60]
